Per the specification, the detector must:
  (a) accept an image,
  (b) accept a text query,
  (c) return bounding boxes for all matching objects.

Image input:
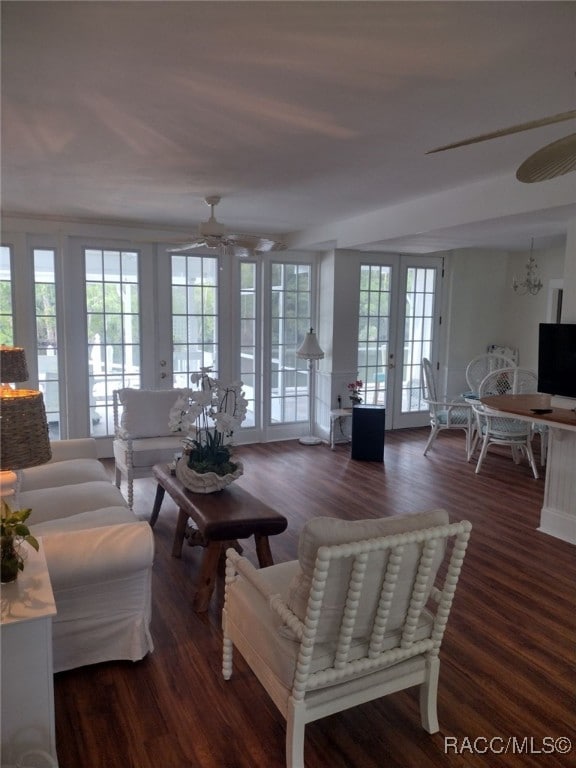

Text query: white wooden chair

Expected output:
[112,388,187,510]
[421,358,473,457]
[222,509,472,768]
[471,368,540,477]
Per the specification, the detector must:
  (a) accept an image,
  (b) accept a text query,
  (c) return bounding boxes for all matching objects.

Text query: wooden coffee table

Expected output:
[150,464,288,611]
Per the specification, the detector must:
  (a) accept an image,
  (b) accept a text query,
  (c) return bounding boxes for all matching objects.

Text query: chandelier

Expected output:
[512,240,543,295]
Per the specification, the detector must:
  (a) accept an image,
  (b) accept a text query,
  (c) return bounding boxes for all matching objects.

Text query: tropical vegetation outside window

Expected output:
[270,262,312,424]
[85,248,140,435]
[34,249,60,437]
[0,246,14,346]
[171,254,218,388]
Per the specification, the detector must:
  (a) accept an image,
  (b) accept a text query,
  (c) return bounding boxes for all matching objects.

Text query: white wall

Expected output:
[444,249,509,396]
[503,246,565,371]
[443,245,565,396]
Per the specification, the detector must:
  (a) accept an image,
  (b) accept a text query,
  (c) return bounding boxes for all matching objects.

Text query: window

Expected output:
[240,262,257,428]
[358,264,391,405]
[0,246,14,345]
[34,249,61,436]
[270,262,312,424]
[402,266,435,411]
[172,254,218,387]
[85,248,140,435]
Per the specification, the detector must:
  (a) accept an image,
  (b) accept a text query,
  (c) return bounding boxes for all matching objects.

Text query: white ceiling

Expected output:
[2,1,575,253]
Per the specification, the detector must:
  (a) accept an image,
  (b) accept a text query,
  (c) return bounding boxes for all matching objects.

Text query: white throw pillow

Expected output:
[117,388,186,438]
[287,509,450,642]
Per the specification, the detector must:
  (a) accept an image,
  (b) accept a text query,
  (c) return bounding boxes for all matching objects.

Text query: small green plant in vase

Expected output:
[1,498,39,583]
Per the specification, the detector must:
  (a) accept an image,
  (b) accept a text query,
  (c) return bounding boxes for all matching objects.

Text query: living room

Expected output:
[1,2,575,767]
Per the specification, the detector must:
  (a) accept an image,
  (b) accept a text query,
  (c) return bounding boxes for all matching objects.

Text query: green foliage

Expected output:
[1,499,40,555]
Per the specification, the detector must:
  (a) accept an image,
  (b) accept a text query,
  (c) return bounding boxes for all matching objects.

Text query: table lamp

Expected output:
[296,328,325,445]
[0,346,52,501]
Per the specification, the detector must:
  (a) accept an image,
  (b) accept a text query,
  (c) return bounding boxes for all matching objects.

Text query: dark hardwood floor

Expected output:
[53,429,575,768]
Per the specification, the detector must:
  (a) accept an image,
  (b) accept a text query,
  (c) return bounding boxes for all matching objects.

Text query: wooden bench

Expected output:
[150,464,288,611]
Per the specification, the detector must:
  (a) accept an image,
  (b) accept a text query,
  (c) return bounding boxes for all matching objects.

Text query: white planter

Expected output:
[175,458,243,493]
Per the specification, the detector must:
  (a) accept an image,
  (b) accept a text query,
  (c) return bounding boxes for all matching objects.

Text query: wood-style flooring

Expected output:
[53,428,575,768]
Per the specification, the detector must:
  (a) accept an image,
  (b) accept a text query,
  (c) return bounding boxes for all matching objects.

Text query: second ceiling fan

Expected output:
[169,196,286,258]
[426,109,576,183]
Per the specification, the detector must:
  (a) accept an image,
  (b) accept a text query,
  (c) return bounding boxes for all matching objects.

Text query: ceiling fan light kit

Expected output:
[169,195,286,258]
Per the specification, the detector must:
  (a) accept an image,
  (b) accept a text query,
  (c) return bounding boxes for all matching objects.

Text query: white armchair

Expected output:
[222,509,472,768]
[113,388,187,510]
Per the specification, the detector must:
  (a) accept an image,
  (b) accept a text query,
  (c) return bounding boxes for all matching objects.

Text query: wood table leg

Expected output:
[193,541,223,612]
[254,534,274,567]
[149,484,166,528]
[171,508,189,558]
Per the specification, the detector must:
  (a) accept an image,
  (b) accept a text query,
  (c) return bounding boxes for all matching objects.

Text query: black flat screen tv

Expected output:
[538,323,576,399]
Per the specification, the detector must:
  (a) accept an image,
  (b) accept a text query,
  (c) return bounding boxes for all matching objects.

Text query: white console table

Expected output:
[329,408,353,450]
[1,540,58,766]
[481,394,576,545]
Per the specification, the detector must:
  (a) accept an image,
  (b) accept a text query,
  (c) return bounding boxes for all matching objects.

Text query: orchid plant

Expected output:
[347,379,363,403]
[168,367,248,476]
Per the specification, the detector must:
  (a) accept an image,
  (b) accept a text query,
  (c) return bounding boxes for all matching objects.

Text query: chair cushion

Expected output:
[113,435,185,467]
[116,388,186,438]
[437,407,469,425]
[287,509,449,642]
[227,560,434,691]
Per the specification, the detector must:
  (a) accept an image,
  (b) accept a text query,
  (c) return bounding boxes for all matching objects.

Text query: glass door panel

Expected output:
[357,256,442,429]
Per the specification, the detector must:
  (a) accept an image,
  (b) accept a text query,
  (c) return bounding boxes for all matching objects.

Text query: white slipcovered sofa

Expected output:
[17,438,155,673]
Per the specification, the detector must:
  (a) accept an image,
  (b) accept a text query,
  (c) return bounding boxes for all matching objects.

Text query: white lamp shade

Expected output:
[296,328,324,360]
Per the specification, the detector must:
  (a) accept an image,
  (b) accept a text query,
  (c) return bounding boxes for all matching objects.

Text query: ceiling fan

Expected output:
[426,109,576,183]
[168,195,287,258]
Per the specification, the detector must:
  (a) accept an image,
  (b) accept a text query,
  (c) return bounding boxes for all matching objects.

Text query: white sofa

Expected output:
[18,438,155,673]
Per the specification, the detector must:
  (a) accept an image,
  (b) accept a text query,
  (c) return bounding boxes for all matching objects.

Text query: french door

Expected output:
[357,254,443,429]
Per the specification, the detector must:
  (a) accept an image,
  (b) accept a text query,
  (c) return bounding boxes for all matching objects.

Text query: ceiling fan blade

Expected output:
[227,234,287,253]
[426,109,576,154]
[167,241,204,253]
[516,132,576,183]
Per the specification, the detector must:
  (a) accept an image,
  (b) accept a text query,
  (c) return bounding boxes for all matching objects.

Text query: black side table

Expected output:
[351,404,386,461]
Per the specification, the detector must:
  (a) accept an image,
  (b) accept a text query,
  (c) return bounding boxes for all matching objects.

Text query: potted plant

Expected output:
[1,499,39,583]
[348,379,364,405]
[168,367,248,493]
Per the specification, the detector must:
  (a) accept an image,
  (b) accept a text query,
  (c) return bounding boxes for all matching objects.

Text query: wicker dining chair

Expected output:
[421,358,474,458]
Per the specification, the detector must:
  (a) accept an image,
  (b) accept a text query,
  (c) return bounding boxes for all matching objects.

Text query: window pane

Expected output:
[171,254,218,389]
[269,262,313,426]
[34,249,60,437]
[358,264,391,406]
[85,248,141,436]
[240,262,257,427]
[0,246,14,344]
[402,267,436,412]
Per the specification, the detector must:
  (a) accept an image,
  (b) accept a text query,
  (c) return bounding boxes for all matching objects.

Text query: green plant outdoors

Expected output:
[0,499,39,582]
